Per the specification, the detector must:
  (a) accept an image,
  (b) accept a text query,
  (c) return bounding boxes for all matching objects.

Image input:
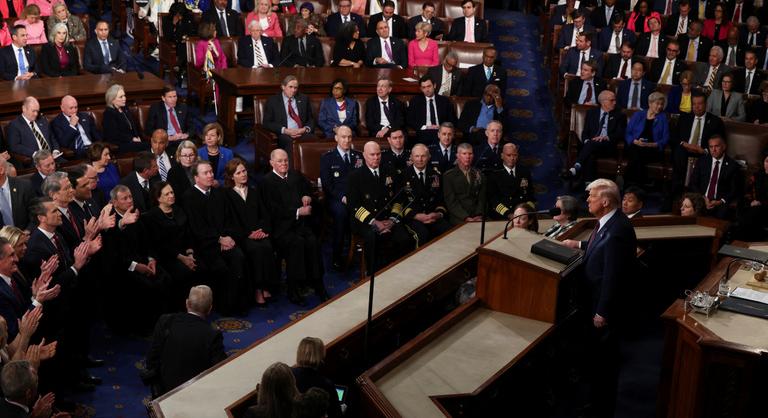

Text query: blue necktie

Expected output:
[0,186,13,227]
[17,48,26,75]
[101,40,110,65]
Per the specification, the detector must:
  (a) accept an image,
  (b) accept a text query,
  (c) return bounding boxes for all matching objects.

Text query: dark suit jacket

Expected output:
[406,94,456,131]
[364,95,405,132]
[590,4,622,28]
[457,99,503,136]
[119,172,154,213]
[262,93,315,135]
[227,0,253,13]
[565,78,605,106]
[30,171,44,196]
[6,115,59,157]
[0,44,37,80]
[0,274,30,340]
[427,64,463,96]
[259,170,312,240]
[236,35,279,68]
[579,211,637,322]
[740,28,766,48]
[673,111,725,146]
[487,165,535,218]
[407,16,445,39]
[367,13,408,39]
[428,143,456,173]
[581,107,626,144]
[6,177,34,229]
[146,312,226,395]
[690,155,742,204]
[597,28,637,53]
[365,36,408,68]
[292,366,343,418]
[717,40,747,67]
[665,13,694,37]
[732,67,765,95]
[446,16,488,42]
[603,55,637,79]
[0,398,28,418]
[647,58,686,85]
[320,148,363,202]
[558,47,604,77]
[144,102,191,137]
[634,32,669,57]
[102,106,143,145]
[677,34,713,62]
[280,35,325,67]
[83,36,126,73]
[464,63,508,98]
[39,42,79,77]
[693,62,732,89]
[616,78,656,110]
[51,112,101,150]
[202,7,244,37]
[556,23,596,49]
[324,12,366,38]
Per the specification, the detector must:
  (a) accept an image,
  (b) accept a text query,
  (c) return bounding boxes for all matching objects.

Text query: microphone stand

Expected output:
[503,209,559,239]
[362,183,412,366]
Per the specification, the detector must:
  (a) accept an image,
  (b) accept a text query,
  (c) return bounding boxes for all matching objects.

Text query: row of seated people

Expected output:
[0,1,93,44]
[0,84,194,167]
[0,19,132,80]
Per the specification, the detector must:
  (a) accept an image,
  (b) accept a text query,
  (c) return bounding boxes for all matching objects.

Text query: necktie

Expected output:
[586,221,601,254]
[632,82,640,108]
[620,59,629,79]
[665,0,672,15]
[343,16,348,23]
[74,125,84,150]
[599,111,608,137]
[220,11,229,36]
[253,41,266,66]
[614,33,620,51]
[691,117,702,145]
[51,234,66,261]
[584,81,593,104]
[384,39,393,61]
[66,210,81,239]
[10,278,23,304]
[733,4,741,23]
[441,71,452,95]
[168,108,181,133]
[465,18,474,42]
[158,156,168,181]
[287,98,303,128]
[381,100,391,121]
[30,121,49,151]
[698,1,705,20]
[143,180,149,191]
[0,187,12,227]
[746,71,753,94]
[443,148,449,160]
[101,40,110,65]
[428,98,437,125]
[707,160,720,200]
[579,51,586,75]
[648,35,658,57]
[660,61,672,84]
[373,169,379,178]
[344,152,350,165]
[17,48,26,74]
[677,16,685,35]
[419,171,425,185]
[728,46,736,67]
[708,66,717,88]
[299,37,306,57]
[749,33,755,46]
[606,7,612,25]
[687,39,696,61]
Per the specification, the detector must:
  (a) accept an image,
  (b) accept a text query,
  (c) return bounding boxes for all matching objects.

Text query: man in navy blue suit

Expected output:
[559,32,604,77]
[51,96,101,157]
[0,25,37,81]
[325,0,366,38]
[83,21,126,74]
[556,10,594,50]
[319,125,362,270]
[563,178,637,417]
[597,15,636,54]
[616,62,656,110]
[7,97,61,160]
[237,22,279,68]
[445,0,488,42]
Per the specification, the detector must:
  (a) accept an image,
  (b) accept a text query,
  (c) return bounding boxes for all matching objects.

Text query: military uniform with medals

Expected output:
[443,166,486,225]
[395,165,452,245]
[487,164,536,219]
[319,147,364,266]
[380,148,411,178]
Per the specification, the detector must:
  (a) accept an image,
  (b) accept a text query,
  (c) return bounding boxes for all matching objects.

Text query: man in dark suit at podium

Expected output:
[562,178,637,418]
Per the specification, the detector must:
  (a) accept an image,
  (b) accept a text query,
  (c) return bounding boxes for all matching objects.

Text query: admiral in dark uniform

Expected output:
[347,141,414,275]
[472,121,504,172]
[319,126,363,269]
[488,143,535,219]
[397,144,451,245]
[379,129,410,178]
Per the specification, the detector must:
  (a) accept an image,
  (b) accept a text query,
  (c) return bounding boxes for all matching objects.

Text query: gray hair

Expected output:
[415,21,432,35]
[597,90,615,104]
[747,16,759,26]
[557,195,579,220]
[710,45,724,61]
[48,21,69,44]
[648,91,667,107]
[457,142,473,152]
[32,149,53,167]
[187,285,213,315]
[445,51,459,62]
[41,171,69,198]
[0,360,36,402]
[586,178,621,207]
[109,184,131,201]
[281,75,297,86]
[439,121,455,130]
[247,19,261,30]
[105,84,124,109]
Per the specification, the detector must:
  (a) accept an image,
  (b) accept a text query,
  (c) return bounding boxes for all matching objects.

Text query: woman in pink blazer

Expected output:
[15,5,47,44]
[408,21,439,67]
[25,0,53,16]
[246,0,283,38]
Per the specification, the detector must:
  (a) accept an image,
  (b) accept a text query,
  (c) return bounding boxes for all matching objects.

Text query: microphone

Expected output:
[275,49,294,69]
[503,207,561,239]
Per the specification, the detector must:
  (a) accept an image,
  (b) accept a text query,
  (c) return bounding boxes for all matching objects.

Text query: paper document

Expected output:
[731,287,768,305]
[402,77,418,82]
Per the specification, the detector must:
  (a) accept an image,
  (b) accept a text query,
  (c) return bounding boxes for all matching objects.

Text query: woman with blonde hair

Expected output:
[167,140,198,203]
[244,362,299,418]
[197,122,233,183]
[246,0,283,38]
[102,84,148,152]
[291,337,343,418]
[15,4,47,44]
[46,2,86,41]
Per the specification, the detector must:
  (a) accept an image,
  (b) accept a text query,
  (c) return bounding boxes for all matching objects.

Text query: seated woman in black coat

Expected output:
[223,158,278,306]
[142,181,199,310]
[331,22,364,67]
[291,337,342,418]
[39,22,79,77]
[102,83,149,153]
[167,140,198,205]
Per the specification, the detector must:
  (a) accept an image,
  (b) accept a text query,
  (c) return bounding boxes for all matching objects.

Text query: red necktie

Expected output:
[287,98,303,128]
[733,4,741,23]
[586,221,600,253]
[51,234,66,262]
[67,211,81,240]
[707,160,720,200]
[10,278,24,305]
[584,81,593,104]
[620,59,629,79]
[168,107,182,133]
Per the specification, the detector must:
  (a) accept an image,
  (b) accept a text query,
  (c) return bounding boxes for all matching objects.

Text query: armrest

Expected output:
[11,152,32,167]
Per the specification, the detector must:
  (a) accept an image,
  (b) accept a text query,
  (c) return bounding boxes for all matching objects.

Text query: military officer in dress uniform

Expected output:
[429,122,457,173]
[472,121,504,172]
[395,144,451,246]
[347,141,414,275]
[380,129,410,178]
[443,142,486,225]
[319,125,363,270]
[488,143,536,219]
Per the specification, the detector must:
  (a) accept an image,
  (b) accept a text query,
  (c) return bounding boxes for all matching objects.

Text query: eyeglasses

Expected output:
[667,48,679,52]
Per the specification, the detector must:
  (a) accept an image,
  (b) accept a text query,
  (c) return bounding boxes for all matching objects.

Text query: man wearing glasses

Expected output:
[648,40,686,85]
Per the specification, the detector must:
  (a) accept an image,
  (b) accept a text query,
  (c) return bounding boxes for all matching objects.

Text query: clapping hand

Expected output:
[18,305,43,338]
[98,204,116,230]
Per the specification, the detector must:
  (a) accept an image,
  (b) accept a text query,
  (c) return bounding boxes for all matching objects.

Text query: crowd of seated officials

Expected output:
[551,0,768,237]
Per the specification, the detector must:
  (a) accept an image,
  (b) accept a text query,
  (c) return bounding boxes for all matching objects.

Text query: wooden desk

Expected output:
[212,67,422,141]
[0,72,165,119]
[151,222,505,418]
[659,242,768,418]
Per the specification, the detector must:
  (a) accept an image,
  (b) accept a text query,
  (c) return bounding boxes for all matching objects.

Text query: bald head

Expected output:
[270,148,289,176]
[363,141,381,169]
[61,95,79,117]
[22,97,40,121]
